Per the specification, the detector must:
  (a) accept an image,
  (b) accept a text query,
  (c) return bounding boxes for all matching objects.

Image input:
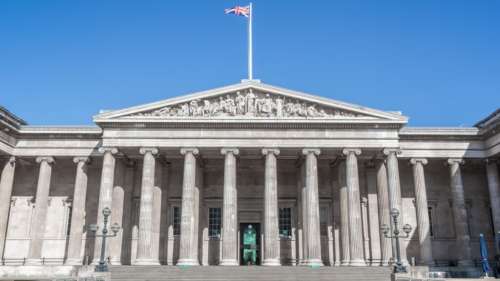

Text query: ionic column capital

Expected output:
[410,158,428,165]
[36,156,55,164]
[262,148,280,156]
[98,147,119,155]
[447,158,465,166]
[342,148,361,156]
[302,148,321,156]
[180,147,199,156]
[4,156,16,165]
[382,148,401,156]
[221,148,239,156]
[73,156,90,164]
[139,147,159,155]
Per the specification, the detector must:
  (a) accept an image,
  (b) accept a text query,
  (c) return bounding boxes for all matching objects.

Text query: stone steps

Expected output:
[110,266,393,281]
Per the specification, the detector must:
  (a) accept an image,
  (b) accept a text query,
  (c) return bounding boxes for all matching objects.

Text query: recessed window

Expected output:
[279,207,292,238]
[209,207,222,239]
[173,206,181,236]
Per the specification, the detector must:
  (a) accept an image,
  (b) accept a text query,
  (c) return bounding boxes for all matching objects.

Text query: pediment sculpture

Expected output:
[131,89,365,119]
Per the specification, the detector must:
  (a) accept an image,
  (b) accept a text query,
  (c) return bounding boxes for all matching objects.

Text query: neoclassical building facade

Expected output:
[0,80,499,268]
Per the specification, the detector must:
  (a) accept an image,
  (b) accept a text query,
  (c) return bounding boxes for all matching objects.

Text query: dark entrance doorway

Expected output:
[239,223,261,265]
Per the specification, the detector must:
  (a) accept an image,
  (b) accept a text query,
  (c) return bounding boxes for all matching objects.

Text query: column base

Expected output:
[24,258,43,265]
[177,258,200,266]
[64,258,83,266]
[341,260,350,266]
[349,259,367,266]
[220,259,239,266]
[109,258,122,265]
[134,258,160,265]
[262,258,281,266]
[303,259,323,267]
[457,259,474,267]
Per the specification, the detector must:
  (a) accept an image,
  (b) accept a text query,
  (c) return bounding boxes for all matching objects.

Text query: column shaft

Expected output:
[302,148,322,266]
[262,148,280,266]
[338,161,350,265]
[109,160,126,265]
[94,147,118,262]
[27,156,54,264]
[486,161,500,240]
[448,159,472,266]
[410,158,433,265]
[383,149,407,265]
[136,148,160,265]
[296,164,304,265]
[366,164,381,266]
[376,161,392,266]
[220,148,239,266]
[66,157,90,265]
[178,148,200,266]
[343,149,366,266]
[0,157,16,259]
[301,162,309,264]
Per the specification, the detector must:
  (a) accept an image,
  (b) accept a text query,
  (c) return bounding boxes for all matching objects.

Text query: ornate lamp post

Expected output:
[88,207,121,272]
[381,208,412,273]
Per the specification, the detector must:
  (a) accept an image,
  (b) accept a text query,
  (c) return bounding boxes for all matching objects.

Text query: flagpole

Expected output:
[248,2,253,80]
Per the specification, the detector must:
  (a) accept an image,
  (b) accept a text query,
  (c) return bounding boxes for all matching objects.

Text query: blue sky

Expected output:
[1,0,499,126]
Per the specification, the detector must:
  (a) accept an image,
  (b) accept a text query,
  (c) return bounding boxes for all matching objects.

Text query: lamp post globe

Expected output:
[390,208,400,218]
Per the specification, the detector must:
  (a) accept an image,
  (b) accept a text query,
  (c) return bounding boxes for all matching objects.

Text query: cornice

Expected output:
[399,127,482,141]
[97,121,404,130]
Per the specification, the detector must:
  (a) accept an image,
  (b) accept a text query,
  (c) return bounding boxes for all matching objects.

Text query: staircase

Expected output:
[110,265,392,281]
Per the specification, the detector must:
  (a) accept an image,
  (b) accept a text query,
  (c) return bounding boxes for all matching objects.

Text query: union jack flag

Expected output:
[224,5,250,18]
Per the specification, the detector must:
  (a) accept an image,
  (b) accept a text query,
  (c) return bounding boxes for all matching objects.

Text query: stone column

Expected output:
[296,163,304,265]
[220,148,239,266]
[302,148,322,266]
[342,149,366,266]
[94,147,118,262]
[383,149,407,265]
[65,157,90,265]
[0,156,16,258]
[337,161,350,266]
[0,157,16,259]
[365,162,381,266]
[262,148,280,266]
[26,156,55,264]
[486,160,500,252]
[410,158,433,265]
[300,162,309,264]
[447,158,473,266]
[178,147,200,266]
[375,161,392,266]
[136,147,160,265]
[109,160,126,265]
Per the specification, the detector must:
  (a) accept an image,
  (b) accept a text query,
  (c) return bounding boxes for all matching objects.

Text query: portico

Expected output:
[0,81,499,269]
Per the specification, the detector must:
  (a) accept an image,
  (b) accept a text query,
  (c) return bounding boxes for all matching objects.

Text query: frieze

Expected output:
[131,89,368,119]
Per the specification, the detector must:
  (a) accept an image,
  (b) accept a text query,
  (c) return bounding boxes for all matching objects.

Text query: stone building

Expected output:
[0,80,499,268]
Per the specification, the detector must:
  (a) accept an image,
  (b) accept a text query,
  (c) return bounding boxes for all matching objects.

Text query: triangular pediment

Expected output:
[94,80,407,124]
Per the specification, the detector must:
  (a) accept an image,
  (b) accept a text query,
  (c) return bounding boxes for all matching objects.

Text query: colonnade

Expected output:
[0,149,499,266]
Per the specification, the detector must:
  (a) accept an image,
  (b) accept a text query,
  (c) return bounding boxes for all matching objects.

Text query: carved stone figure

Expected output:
[131,89,362,119]
[275,97,283,117]
[246,91,256,115]
[236,92,246,115]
